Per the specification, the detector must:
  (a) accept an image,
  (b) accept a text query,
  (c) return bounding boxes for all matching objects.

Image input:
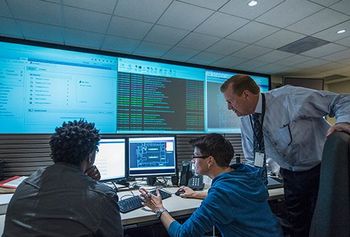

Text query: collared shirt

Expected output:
[3,163,123,237]
[241,85,350,171]
[168,164,282,237]
[254,93,263,114]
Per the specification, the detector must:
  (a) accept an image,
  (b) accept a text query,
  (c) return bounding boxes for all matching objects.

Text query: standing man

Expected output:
[220,74,350,237]
[3,120,123,237]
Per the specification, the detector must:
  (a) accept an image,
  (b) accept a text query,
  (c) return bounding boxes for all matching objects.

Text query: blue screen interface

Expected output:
[128,136,176,176]
[0,41,270,134]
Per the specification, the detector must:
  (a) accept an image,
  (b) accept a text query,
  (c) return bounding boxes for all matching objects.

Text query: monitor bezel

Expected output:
[95,137,128,182]
[127,135,178,178]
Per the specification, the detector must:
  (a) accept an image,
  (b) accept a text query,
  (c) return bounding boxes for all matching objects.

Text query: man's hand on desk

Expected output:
[85,165,101,181]
[139,188,175,230]
[326,122,350,136]
[178,186,207,200]
[139,188,164,212]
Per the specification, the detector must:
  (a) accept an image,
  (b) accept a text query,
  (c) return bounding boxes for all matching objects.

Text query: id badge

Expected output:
[254,152,265,167]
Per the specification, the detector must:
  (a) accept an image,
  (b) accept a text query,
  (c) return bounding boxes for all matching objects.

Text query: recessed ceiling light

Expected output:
[337,29,346,34]
[248,0,258,7]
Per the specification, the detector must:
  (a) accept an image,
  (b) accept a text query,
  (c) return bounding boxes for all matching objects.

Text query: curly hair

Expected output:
[189,133,234,167]
[49,120,100,165]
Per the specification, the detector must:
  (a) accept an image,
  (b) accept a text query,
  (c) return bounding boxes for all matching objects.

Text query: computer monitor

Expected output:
[128,136,177,177]
[94,138,126,181]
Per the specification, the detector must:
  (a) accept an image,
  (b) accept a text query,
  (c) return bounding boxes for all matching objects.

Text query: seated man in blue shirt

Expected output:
[140,133,282,237]
[3,120,123,237]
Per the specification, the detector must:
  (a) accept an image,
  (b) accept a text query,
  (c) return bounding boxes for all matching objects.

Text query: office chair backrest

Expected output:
[309,131,350,237]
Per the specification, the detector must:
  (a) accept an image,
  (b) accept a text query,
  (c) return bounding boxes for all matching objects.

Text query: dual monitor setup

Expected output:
[94,136,177,184]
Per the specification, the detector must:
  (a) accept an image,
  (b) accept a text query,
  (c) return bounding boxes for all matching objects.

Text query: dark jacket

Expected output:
[309,131,350,237]
[2,163,123,237]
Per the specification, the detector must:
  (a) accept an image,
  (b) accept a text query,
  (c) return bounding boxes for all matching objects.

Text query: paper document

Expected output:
[0,176,28,189]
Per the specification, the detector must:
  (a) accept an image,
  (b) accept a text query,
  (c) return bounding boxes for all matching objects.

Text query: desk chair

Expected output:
[309,131,350,237]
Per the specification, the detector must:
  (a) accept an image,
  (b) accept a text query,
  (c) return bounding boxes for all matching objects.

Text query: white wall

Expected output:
[326,80,350,93]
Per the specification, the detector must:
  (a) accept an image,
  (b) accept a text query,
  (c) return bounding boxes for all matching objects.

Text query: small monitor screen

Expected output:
[94,138,126,181]
[128,136,176,177]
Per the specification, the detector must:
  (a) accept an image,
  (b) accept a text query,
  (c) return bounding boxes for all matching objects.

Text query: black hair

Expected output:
[49,120,100,165]
[189,133,235,167]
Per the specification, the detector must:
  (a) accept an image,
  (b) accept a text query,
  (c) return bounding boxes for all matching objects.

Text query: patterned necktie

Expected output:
[252,113,264,153]
[252,113,267,185]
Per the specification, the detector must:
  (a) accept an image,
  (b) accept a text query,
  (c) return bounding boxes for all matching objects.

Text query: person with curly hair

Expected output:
[3,120,123,237]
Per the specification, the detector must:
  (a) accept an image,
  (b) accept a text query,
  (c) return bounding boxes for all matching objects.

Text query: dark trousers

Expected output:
[280,164,320,237]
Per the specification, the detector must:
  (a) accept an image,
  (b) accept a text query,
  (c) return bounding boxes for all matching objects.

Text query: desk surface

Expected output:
[0,186,284,231]
[119,186,284,227]
[119,187,202,226]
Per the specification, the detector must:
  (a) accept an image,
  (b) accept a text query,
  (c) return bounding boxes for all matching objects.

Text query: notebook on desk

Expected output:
[267,176,283,189]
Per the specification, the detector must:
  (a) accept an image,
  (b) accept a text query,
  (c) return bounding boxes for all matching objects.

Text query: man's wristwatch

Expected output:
[155,207,168,219]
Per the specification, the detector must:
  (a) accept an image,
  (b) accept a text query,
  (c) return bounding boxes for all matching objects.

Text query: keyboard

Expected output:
[118,189,172,213]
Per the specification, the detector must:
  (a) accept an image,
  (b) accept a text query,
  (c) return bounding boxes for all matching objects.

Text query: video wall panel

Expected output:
[0,39,270,134]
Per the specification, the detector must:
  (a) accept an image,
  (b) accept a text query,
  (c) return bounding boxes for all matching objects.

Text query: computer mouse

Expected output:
[175,188,185,196]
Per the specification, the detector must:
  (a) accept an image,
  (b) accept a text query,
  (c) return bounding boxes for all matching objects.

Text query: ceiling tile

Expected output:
[0,0,11,17]
[0,17,22,38]
[276,54,313,66]
[313,20,350,42]
[101,35,140,54]
[335,58,350,66]
[254,50,294,63]
[187,52,224,65]
[161,46,200,62]
[179,0,229,10]
[206,39,247,55]
[210,55,248,68]
[293,58,329,67]
[158,1,214,30]
[64,29,105,50]
[19,21,63,44]
[44,0,62,3]
[255,29,305,49]
[236,59,268,69]
[256,0,322,28]
[255,63,290,74]
[330,0,350,16]
[133,41,172,58]
[7,0,62,25]
[194,12,249,37]
[177,32,220,51]
[231,45,272,59]
[220,0,284,20]
[144,25,189,45]
[115,0,172,23]
[301,43,347,57]
[226,21,279,43]
[336,36,350,47]
[313,62,345,71]
[63,0,117,14]
[287,8,349,35]
[107,16,153,40]
[63,6,110,34]
[308,0,342,7]
[322,49,350,61]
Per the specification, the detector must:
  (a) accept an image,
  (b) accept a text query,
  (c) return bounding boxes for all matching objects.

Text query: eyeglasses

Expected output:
[191,155,210,159]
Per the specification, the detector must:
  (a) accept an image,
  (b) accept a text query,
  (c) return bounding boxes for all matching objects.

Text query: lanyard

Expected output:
[249,93,265,150]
